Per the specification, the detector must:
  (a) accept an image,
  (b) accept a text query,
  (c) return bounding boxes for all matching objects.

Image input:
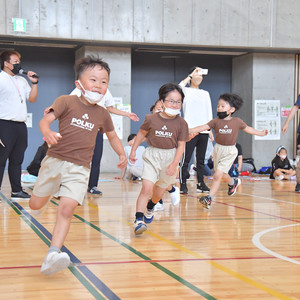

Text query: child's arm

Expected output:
[39,112,62,145]
[282,105,299,134]
[166,140,186,177]
[243,126,268,136]
[189,124,210,134]
[129,129,148,164]
[105,130,127,169]
[106,106,139,122]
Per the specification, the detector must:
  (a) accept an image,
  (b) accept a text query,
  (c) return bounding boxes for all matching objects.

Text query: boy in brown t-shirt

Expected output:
[29,56,127,275]
[129,83,189,235]
[189,93,268,209]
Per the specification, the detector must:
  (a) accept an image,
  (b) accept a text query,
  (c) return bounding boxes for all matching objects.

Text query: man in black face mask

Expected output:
[0,50,38,200]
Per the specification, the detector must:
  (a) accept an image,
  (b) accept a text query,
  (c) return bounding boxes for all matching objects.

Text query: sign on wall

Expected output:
[254,100,280,140]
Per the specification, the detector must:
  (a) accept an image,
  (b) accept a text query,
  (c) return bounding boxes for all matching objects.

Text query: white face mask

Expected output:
[163,101,180,116]
[280,155,287,160]
[78,80,104,104]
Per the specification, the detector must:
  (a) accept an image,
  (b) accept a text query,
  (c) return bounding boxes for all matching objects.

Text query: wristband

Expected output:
[32,80,39,85]
[188,75,192,79]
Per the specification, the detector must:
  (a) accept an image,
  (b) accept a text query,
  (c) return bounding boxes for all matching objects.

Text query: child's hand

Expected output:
[166,163,177,177]
[128,112,139,122]
[43,132,62,145]
[129,150,137,164]
[117,155,127,169]
[262,129,268,136]
[188,132,198,141]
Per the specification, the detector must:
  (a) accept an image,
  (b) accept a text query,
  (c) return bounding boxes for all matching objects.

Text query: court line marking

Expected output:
[0,193,118,300]
[88,204,293,300]
[252,223,300,266]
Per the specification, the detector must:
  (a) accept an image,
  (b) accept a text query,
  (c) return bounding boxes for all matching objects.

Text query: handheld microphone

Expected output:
[19,69,39,79]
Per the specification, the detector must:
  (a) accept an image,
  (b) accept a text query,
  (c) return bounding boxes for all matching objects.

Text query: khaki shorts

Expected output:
[32,156,90,205]
[213,143,238,174]
[142,146,177,189]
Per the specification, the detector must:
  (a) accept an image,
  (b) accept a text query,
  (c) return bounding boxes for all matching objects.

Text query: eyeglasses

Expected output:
[165,99,182,105]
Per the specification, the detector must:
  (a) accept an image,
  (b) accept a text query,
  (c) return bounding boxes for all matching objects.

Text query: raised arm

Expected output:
[243,126,268,136]
[106,105,139,122]
[189,124,210,134]
[282,105,298,134]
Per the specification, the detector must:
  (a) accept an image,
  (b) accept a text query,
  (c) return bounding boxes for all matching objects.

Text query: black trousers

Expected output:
[0,119,27,192]
[88,131,103,189]
[180,133,209,184]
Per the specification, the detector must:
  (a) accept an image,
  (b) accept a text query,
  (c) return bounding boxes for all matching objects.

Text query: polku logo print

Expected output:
[155,125,173,138]
[70,113,95,131]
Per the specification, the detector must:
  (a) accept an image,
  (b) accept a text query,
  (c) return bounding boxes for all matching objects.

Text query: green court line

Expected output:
[0,193,109,300]
[74,213,216,300]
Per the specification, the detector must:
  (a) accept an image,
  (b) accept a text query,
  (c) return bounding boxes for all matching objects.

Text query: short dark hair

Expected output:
[127,133,136,142]
[150,99,162,112]
[219,93,244,112]
[74,55,110,79]
[158,83,184,103]
[0,50,21,70]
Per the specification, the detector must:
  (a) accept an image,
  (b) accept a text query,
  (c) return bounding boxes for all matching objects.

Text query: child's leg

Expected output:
[40,196,78,276]
[136,179,155,213]
[51,196,78,248]
[29,194,51,210]
[208,169,224,198]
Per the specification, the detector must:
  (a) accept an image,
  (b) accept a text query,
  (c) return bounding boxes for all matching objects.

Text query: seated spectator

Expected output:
[270,145,296,180]
[115,134,145,180]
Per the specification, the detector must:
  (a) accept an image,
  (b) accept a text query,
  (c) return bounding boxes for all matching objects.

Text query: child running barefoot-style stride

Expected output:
[29,56,127,275]
[130,83,189,235]
[189,93,268,209]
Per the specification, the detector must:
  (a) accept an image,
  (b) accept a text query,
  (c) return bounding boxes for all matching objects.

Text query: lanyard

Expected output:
[9,76,24,103]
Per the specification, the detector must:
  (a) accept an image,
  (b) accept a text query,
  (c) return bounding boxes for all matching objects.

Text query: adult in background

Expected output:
[0,50,38,200]
[179,66,213,194]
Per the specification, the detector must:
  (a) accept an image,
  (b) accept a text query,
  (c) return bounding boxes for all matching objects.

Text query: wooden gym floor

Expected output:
[0,172,300,299]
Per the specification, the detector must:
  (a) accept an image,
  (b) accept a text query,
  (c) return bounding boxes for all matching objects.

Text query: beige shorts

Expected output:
[32,156,90,205]
[142,146,177,189]
[213,143,238,174]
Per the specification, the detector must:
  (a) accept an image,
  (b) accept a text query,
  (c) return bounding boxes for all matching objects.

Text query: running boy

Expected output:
[29,56,127,275]
[130,83,189,235]
[189,93,268,209]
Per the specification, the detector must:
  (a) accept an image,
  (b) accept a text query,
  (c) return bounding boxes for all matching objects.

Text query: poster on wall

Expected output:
[254,100,280,140]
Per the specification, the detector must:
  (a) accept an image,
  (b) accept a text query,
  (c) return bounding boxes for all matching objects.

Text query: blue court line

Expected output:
[0,193,120,300]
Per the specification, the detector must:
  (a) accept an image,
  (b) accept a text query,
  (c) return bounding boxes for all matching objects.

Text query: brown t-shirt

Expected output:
[140,113,189,149]
[47,95,114,168]
[207,117,247,146]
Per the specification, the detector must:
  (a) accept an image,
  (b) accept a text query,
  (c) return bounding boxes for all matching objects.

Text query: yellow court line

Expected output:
[88,203,292,300]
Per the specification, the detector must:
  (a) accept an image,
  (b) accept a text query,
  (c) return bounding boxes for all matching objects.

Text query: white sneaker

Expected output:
[40,252,70,276]
[154,201,164,211]
[275,175,284,181]
[170,186,180,206]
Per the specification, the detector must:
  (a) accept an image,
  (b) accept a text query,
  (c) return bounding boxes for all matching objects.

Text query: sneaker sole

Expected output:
[11,197,31,200]
[41,255,70,276]
[196,189,210,193]
[199,198,211,209]
[135,224,147,235]
[228,178,241,196]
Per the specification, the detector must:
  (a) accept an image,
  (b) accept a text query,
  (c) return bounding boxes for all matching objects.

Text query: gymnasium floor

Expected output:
[0,173,300,299]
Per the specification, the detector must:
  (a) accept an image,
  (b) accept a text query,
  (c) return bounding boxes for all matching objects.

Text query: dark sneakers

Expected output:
[180,182,188,194]
[11,190,31,200]
[228,178,241,196]
[199,195,212,209]
[295,183,300,193]
[87,186,103,196]
[196,182,210,193]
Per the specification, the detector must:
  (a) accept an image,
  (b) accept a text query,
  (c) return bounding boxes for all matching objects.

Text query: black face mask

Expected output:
[11,63,22,75]
[217,111,229,119]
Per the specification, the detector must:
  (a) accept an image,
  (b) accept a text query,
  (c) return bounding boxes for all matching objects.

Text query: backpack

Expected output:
[242,158,256,173]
